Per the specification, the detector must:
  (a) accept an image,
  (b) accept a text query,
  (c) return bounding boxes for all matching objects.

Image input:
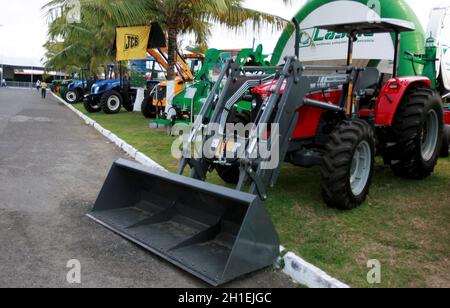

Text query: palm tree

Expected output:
[43,1,118,74]
[44,0,291,79]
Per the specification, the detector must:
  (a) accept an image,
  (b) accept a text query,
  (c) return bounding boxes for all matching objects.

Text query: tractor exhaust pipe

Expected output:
[293,18,301,59]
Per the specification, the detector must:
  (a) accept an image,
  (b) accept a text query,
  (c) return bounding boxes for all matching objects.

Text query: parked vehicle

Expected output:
[140,48,204,118]
[63,69,92,104]
[88,18,449,286]
[161,45,271,126]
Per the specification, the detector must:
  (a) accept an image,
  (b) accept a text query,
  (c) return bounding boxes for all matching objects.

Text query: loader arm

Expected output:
[179,58,353,200]
[147,48,195,81]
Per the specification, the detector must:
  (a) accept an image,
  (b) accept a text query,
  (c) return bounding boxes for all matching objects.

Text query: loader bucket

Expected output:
[87,159,280,286]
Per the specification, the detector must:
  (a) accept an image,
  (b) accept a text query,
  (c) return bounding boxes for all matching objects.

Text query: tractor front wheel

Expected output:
[320,119,375,210]
[83,98,101,113]
[64,90,79,104]
[141,95,156,118]
[123,103,134,112]
[441,125,450,158]
[101,91,123,114]
[388,88,443,179]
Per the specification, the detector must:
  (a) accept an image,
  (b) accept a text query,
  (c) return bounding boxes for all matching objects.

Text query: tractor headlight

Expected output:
[94,86,100,94]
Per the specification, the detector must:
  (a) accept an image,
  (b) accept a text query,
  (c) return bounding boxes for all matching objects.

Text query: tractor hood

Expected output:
[91,79,120,94]
[68,80,86,89]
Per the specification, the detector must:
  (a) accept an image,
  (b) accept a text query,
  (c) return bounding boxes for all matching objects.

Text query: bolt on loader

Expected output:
[88,18,448,286]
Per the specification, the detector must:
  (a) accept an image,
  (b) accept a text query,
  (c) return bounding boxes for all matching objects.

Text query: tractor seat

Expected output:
[354,67,381,97]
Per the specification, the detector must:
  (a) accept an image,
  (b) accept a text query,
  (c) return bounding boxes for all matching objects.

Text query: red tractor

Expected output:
[189,18,447,210]
[88,18,449,286]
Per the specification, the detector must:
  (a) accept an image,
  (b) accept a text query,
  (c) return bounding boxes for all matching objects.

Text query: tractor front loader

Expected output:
[88,18,445,286]
[166,45,272,126]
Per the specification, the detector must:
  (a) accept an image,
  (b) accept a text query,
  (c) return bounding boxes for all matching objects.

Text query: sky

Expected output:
[0,0,447,67]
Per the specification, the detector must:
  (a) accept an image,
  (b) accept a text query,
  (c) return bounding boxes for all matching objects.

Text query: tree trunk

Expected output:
[167,24,178,80]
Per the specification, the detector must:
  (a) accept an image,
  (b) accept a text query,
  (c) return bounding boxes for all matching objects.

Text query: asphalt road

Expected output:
[0,88,293,288]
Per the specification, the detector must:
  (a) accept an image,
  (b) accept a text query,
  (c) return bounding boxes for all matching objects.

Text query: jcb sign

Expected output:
[125,34,140,51]
[116,26,151,61]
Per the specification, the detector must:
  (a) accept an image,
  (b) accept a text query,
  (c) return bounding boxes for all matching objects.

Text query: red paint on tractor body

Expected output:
[374,77,431,126]
[444,109,450,125]
[252,82,342,139]
[252,76,435,140]
[292,90,343,139]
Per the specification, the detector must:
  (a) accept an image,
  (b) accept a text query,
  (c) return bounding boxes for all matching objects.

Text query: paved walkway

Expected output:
[0,88,293,288]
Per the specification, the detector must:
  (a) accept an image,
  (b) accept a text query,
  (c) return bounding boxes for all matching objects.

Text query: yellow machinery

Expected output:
[142,48,204,118]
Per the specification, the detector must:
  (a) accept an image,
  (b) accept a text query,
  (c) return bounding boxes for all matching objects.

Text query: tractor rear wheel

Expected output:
[83,98,101,113]
[388,88,443,179]
[441,125,450,158]
[320,119,375,210]
[141,95,156,118]
[101,91,122,114]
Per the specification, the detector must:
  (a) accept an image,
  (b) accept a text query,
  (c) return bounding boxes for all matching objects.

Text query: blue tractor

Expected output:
[83,64,136,114]
[83,61,161,114]
[63,69,92,104]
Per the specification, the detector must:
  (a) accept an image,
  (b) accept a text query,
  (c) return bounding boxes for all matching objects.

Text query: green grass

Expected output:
[73,103,450,288]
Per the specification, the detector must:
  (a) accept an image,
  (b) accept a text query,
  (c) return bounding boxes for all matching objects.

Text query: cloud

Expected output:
[0,0,48,66]
[0,0,447,67]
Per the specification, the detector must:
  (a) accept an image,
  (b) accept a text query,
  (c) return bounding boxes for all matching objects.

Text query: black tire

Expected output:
[141,95,156,118]
[215,110,252,184]
[123,103,134,112]
[83,98,101,113]
[64,89,79,104]
[441,125,450,158]
[60,89,67,100]
[101,91,122,114]
[388,88,443,179]
[321,119,375,210]
[216,165,241,184]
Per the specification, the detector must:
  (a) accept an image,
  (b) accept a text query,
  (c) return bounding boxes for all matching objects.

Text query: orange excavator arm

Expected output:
[147,48,195,81]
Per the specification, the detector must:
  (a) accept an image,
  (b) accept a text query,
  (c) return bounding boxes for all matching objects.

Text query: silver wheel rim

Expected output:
[66,91,77,102]
[421,109,439,161]
[107,96,120,111]
[350,141,372,196]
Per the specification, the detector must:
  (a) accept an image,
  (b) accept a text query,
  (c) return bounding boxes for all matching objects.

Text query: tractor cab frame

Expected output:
[87,18,447,287]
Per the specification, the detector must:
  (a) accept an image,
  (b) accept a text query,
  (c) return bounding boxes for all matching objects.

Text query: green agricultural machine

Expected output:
[153,45,270,126]
[49,79,66,93]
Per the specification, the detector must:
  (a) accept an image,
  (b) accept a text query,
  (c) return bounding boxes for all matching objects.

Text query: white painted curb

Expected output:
[52,91,349,288]
[279,247,350,288]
